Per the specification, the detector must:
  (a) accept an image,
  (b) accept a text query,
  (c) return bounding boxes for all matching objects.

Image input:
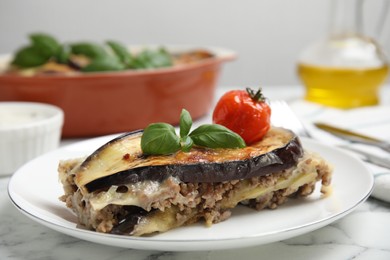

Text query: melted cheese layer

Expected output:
[88,177,181,211]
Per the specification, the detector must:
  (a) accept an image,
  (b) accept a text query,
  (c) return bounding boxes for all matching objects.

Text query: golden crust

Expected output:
[73,127,296,193]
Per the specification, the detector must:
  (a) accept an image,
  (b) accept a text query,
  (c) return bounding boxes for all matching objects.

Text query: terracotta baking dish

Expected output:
[0,46,235,137]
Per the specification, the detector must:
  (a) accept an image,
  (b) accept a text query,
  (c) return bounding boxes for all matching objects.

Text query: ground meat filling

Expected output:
[59,151,332,236]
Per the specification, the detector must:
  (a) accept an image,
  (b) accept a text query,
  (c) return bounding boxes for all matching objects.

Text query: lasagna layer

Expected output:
[59,151,332,236]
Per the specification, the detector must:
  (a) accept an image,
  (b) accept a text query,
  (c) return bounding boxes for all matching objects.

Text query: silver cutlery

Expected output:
[271,100,390,169]
[315,122,390,153]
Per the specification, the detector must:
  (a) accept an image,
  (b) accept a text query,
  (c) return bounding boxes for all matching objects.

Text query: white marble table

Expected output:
[2,85,390,260]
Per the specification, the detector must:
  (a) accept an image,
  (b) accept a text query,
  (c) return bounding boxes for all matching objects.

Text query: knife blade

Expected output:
[315,122,390,153]
[338,145,390,169]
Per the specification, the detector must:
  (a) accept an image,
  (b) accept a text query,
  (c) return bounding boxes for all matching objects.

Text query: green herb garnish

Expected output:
[188,124,247,149]
[140,123,181,155]
[10,32,174,72]
[179,109,192,138]
[106,40,134,66]
[81,56,125,72]
[11,33,61,67]
[30,33,61,58]
[55,45,71,64]
[11,46,49,68]
[141,109,246,155]
[70,42,108,59]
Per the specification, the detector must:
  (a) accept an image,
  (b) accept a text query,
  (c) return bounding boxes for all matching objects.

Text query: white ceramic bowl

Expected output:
[0,102,64,175]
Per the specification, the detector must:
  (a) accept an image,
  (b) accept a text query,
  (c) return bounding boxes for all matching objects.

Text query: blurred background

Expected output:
[1,0,389,86]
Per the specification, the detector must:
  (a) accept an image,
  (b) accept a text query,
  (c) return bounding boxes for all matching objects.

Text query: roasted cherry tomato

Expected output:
[212,88,271,145]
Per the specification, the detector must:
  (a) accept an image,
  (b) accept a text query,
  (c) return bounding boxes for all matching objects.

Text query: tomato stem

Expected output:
[246,87,266,102]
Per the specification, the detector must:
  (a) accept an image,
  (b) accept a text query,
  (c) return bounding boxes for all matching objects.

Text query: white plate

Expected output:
[8,135,373,251]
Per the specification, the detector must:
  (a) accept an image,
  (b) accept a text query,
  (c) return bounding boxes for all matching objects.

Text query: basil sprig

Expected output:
[141,109,246,155]
[11,33,173,72]
[12,33,61,68]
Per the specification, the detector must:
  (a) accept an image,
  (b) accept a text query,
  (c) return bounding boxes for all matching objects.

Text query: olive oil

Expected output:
[297,63,389,108]
[296,0,390,109]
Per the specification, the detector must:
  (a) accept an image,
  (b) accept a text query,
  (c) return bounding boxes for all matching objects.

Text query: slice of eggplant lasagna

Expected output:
[59,127,332,236]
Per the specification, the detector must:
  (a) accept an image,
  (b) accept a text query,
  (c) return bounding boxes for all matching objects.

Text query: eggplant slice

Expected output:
[59,127,333,236]
[75,127,303,192]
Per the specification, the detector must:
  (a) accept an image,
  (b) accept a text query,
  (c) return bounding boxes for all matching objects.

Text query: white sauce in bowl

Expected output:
[0,102,62,129]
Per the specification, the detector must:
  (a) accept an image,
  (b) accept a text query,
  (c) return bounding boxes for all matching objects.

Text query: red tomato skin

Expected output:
[212,90,271,145]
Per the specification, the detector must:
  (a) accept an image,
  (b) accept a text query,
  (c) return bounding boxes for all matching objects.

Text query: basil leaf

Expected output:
[189,124,246,149]
[179,109,192,138]
[55,45,71,64]
[149,48,173,68]
[141,123,181,155]
[106,40,133,66]
[127,58,144,69]
[130,48,173,69]
[29,33,61,58]
[130,49,154,69]
[81,56,125,72]
[11,33,62,68]
[70,42,107,59]
[11,46,50,68]
[180,136,194,152]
